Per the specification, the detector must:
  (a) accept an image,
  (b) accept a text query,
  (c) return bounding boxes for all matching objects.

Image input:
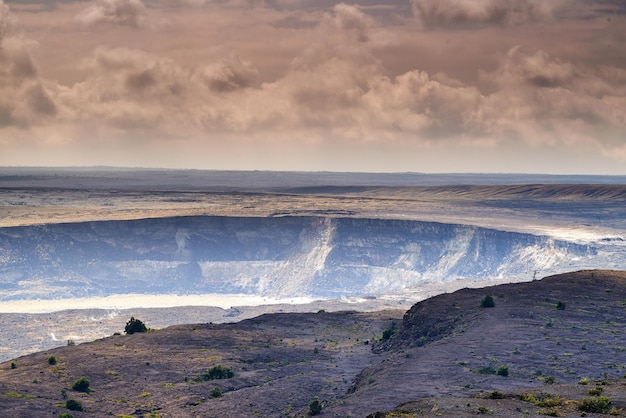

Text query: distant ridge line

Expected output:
[1,167,625,191]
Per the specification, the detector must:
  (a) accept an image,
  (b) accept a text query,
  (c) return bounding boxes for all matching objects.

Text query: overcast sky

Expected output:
[1,0,625,173]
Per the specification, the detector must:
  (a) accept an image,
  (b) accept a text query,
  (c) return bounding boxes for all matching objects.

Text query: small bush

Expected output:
[308,396,322,416]
[578,396,611,413]
[544,376,555,384]
[496,365,509,377]
[10,362,16,369]
[520,393,563,408]
[71,376,90,393]
[211,386,222,398]
[65,399,83,411]
[477,365,497,375]
[589,387,603,396]
[556,301,566,310]
[480,295,495,308]
[477,405,492,414]
[67,339,75,346]
[578,377,589,385]
[47,355,58,365]
[489,390,505,399]
[381,323,398,341]
[124,317,147,334]
[58,413,74,418]
[201,365,234,381]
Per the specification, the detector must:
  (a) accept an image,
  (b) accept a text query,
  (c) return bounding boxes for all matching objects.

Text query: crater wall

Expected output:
[0,216,601,300]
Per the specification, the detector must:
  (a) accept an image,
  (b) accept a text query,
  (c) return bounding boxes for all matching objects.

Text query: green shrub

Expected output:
[496,366,509,377]
[578,377,589,385]
[381,323,398,341]
[58,413,74,418]
[578,396,611,413]
[201,365,234,381]
[556,301,566,310]
[544,376,555,384]
[71,376,90,393]
[308,396,322,416]
[124,317,147,334]
[65,399,83,411]
[480,295,495,308]
[477,365,497,375]
[520,393,562,408]
[477,405,492,414]
[10,362,16,369]
[589,387,603,396]
[211,386,222,398]
[47,355,58,365]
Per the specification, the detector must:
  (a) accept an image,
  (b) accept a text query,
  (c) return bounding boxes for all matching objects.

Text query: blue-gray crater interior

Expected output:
[0,215,606,300]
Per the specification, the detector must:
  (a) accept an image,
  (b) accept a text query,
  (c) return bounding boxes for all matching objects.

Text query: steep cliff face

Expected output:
[312,219,596,296]
[0,216,598,300]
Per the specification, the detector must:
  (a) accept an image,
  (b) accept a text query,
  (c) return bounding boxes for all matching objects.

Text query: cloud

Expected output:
[2,0,626,171]
[410,0,562,27]
[0,1,59,128]
[363,70,483,140]
[30,4,626,154]
[61,48,193,133]
[489,47,575,89]
[321,3,375,42]
[472,47,626,151]
[195,54,258,92]
[75,0,147,28]
[0,0,14,42]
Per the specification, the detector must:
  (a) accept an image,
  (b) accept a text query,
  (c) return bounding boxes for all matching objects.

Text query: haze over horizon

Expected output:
[1,0,625,174]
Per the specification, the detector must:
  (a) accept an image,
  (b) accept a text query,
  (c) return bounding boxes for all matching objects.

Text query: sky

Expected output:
[0,0,625,174]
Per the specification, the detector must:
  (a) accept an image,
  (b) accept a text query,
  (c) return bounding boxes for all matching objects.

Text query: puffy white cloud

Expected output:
[488,47,575,89]
[321,3,375,42]
[75,0,147,28]
[195,54,259,92]
[362,70,483,140]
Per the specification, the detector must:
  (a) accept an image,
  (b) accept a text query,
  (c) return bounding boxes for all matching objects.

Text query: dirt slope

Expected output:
[0,310,402,417]
[2,270,626,417]
[359,270,626,417]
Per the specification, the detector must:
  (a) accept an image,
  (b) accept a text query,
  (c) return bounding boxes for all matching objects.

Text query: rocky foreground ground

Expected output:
[2,270,626,417]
